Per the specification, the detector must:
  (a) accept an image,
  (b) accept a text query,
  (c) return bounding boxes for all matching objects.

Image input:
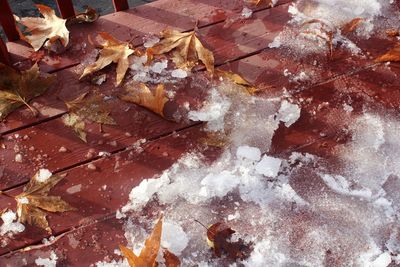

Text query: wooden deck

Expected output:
[0,0,400,265]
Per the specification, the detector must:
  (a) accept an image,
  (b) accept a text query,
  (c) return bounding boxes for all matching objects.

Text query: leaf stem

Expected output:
[193,218,208,230]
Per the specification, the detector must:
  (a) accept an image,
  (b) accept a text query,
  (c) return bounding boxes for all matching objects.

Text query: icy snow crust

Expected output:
[113,74,399,266]
[95,1,400,265]
[269,0,398,58]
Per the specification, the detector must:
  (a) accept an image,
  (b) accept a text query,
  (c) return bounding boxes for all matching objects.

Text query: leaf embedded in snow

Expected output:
[120,83,168,117]
[148,29,214,73]
[14,4,69,51]
[206,222,253,261]
[376,44,400,62]
[0,63,55,121]
[62,92,116,142]
[163,249,181,267]
[302,19,334,58]
[215,70,258,95]
[15,169,75,233]
[80,32,135,86]
[341,18,365,33]
[120,216,163,267]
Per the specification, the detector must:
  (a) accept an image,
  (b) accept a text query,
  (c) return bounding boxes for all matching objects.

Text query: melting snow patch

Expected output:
[35,169,52,183]
[236,146,261,161]
[276,100,301,127]
[255,155,282,177]
[35,251,58,267]
[0,210,25,236]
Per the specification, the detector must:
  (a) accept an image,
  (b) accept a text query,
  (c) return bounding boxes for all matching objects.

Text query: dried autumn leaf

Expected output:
[386,29,399,38]
[149,29,214,73]
[62,113,87,142]
[376,44,400,62]
[250,0,275,6]
[120,83,168,117]
[62,92,115,142]
[80,32,135,86]
[215,70,258,95]
[163,249,181,267]
[14,4,69,51]
[207,222,253,260]
[0,63,55,121]
[15,170,75,233]
[67,7,99,25]
[120,216,163,267]
[341,18,364,33]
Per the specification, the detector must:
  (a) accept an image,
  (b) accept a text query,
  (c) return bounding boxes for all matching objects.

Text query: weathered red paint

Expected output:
[56,0,75,18]
[0,37,10,65]
[112,0,129,11]
[0,0,19,41]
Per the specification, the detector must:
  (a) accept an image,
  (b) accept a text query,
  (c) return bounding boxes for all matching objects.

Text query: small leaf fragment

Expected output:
[149,29,214,73]
[376,44,400,62]
[206,222,253,260]
[121,83,168,117]
[0,63,55,121]
[215,70,258,95]
[120,216,163,267]
[163,249,181,267]
[341,18,364,33]
[62,113,87,142]
[14,4,69,51]
[250,0,275,6]
[15,169,75,233]
[80,32,135,86]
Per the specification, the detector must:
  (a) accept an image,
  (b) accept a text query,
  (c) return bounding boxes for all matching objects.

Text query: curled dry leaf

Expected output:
[120,215,163,267]
[148,29,214,73]
[67,7,99,25]
[386,29,400,38]
[376,44,400,62]
[0,63,55,121]
[215,70,258,95]
[341,18,364,33]
[120,83,168,117]
[80,32,135,86]
[14,4,69,51]
[15,170,75,233]
[62,92,116,142]
[207,222,253,261]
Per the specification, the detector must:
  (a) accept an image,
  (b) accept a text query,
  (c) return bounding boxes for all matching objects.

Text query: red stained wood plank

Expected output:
[2,2,292,133]
[0,124,220,256]
[112,0,129,12]
[0,0,19,41]
[0,38,10,65]
[5,0,291,72]
[56,0,75,19]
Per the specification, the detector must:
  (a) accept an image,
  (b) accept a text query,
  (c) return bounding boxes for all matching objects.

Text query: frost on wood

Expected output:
[117,74,399,265]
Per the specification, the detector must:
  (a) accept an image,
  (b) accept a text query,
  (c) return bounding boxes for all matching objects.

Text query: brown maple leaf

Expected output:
[120,216,163,267]
[0,63,55,121]
[376,44,400,62]
[207,222,253,260]
[15,169,75,233]
[120,83,168,117]
[148,29,214,73]
[62,92,116,142]
[14,4,69,51]
[80,32,135,86]
[67,6,99,25]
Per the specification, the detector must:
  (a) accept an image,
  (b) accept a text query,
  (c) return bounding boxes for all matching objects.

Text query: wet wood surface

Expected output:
[0,0,399,265]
